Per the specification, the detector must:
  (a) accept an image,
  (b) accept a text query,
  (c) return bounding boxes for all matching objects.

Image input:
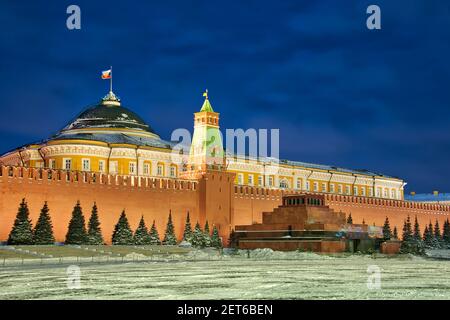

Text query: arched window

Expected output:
[280,179,289,189]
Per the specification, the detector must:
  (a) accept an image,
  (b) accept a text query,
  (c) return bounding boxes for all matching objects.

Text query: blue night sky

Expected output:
[0,1,449,193]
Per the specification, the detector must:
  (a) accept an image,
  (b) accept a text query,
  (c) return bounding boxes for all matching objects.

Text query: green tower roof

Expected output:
[200,89,214,112]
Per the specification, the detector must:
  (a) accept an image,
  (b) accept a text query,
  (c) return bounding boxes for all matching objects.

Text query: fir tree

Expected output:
[112,210,134,245]
[65,201,88,245]
[442,219,450,248]
[163,211,177,245]
[402,216,413,242]
[182,212,193,243]
[8,198,34,245]
[33,202,55,245]
[423,222,434,248]
[382,216,391,240]
[433,220,442,249]
[87,202,103,245]
[203,220,212,247]
[413,216,421,241]
[133,216,151,245]
[393,226,398,239]
[346,213,353,224]
[211,225,222,248]
[191,222,205,248]
[149,220,161,245]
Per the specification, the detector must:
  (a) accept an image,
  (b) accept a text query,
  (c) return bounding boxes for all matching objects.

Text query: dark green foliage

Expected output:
[433,220,442,249]
[400,216,424,255]
[346,213,353,224]
[112,210,134,245]
[413,216,421,241]
[65,201,87,245]
[8,199,34,245]
[443,219,450,248]
[402,216,413,242]
[163,212,177,245]
[133,216,151,245]
[182,212,193,243]
[87,203,103,245]
[33,202,55,245]
[203,220,212,247]
[211,225,222,248]
[382,217,391,240]
[423,222,434,248]
[149,220,161,245]
[190,222,205,248]
[392,226,398,239]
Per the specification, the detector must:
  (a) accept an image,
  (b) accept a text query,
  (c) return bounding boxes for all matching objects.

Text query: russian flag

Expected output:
[101,69,112,79]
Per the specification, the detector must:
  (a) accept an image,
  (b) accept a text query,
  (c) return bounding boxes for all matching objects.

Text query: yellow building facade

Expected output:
[0,90,406,200]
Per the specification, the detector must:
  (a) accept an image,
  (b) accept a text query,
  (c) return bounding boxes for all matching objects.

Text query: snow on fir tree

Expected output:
[87,202,104,245]
[203,220,212,247]
[190,222,205,248]
[65,201,88,245]
[182,211,193,243]
[163,211,177,245]
[433,220,443,249]
[400,216,423,254]
[423,222,434,249]
[133,216,151,245]
[149,220,161,245]
[33,202,55,245]
[346,213,353,224]
[443,219,450,248]
[211,225,222,248]
[382,216,391,240]
[8,198,34,245]
[112,210,134,245]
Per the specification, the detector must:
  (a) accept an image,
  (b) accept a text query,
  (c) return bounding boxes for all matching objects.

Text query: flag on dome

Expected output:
[101,69,112,79]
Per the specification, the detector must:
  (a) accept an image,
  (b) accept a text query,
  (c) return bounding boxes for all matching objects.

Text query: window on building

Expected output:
[391,189,396,199]
[280,179,288,189]
[361,187,366,196]
[109,161,118,174]
[48,159,55,169]
[345,186,350,195]
[64,159,72,170]
[369,188,373,197]
[296,178,302,190]
[268,176,273,187]
[99,160,105,173]
[306,181,310,191]
[238,173,244,185]
[170,166,176,177]
[330,184,335,193]
[313,182,318,192]
[157,164,163,176]
[376,187,381,197]
[248,174,254,185]
[258,176,263,186]
[322,183,327,192]
[129,162,136,175]
[383,188,388,198]
[143,163,150,175]
[338,184,343,194]
[353,186,358,196]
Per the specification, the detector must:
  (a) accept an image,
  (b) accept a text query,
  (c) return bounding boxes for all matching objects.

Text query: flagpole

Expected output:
[110,66,113,92]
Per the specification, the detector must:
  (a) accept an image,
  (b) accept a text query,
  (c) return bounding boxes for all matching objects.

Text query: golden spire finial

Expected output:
[203,89,208,100]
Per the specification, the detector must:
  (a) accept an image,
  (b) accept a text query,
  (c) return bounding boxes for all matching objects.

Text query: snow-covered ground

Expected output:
[0,249,449,300]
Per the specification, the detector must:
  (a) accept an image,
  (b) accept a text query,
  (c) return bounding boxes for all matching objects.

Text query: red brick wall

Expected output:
[0,166,199,244]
